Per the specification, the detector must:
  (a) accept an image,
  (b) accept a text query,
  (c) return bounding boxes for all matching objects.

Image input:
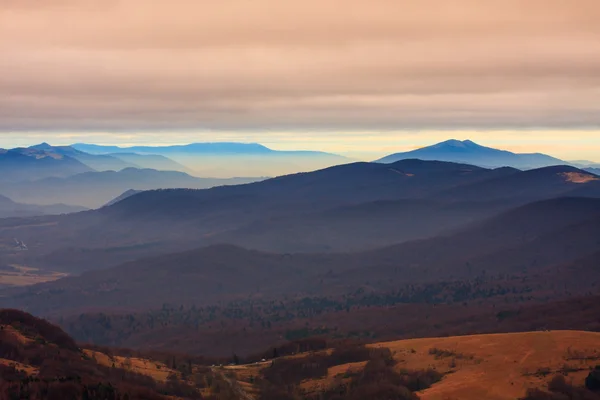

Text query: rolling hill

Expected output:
[376,139,566,169]
[372,331,600,400]
[102,159,517,219]
[0,309,228,399]
[8,308,599,400]
[0,159,520,271]
[3,197,600,316]
[438,165,600,203]
[0,160,599,275]
[205,199,513,252]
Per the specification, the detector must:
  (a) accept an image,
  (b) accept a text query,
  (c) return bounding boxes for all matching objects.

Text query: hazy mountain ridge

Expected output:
[72,142,351,177]
[438,165,600,202]
[108,152,190,172]
[586,167,600,175]
[29,143,136,171]
[1,167,265,208]
[31,143,192,173]
[3,197,600,316]
[2,156,600,369]
[0,147,93,183]
[0,159,598,275]
[104,189,143,207]
[376,139,567,169]
[0,194,87,218]
[72,142,342,157]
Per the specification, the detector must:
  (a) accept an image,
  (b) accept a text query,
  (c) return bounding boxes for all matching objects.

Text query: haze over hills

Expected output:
[1,167,264,208]
[29,143,137,171]
[107,152,191,172]
[3,195,600,317]
[438,165,600,203]
[0,194,87,219]
[587,167,600,175]
[0,159,598,275]
[6,1,600,396]
[376,139,567,169]
[72,142,351,177]
[103,189,143,207]
[32,143,192,173]
[0,147,93,183]
[1,149,600,398]
[72,142,341,156]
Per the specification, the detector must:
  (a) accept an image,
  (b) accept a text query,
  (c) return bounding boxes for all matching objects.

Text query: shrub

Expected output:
[587,366,600,392]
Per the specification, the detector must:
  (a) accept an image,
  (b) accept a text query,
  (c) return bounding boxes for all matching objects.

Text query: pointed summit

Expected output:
[30,142,53,150]
[376,139,565,169]
[432,139,482,149]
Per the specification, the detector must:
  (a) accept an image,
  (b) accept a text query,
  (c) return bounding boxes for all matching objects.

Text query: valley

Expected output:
[0,140,599,399]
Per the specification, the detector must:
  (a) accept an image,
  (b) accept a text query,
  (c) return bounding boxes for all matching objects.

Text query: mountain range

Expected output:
[1,167,264,208]
[72,142,343,157]
[376,139,568,169]
[2,145,600,368]
[72,142,351,178]
[30,143,190,173]
[0,159,597,275]
[0,147,93,183]
[3,196,600,317]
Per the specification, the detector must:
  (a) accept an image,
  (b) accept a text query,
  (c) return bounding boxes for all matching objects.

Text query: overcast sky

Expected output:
[1,0,600,160]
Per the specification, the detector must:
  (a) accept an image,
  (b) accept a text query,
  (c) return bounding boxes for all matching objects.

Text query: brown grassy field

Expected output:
[83,349,177,382]
[371,330,600,400]
[224,330,600,400]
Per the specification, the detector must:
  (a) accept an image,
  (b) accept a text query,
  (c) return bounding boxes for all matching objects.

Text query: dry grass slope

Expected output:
[150,330,600,399]
[371,330,600,400]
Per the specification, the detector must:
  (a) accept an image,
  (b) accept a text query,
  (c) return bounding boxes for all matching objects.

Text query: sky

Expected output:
[1,0,600,161]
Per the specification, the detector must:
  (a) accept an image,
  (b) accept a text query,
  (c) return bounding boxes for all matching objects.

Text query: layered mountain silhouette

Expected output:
[376,139,566,169]
[1,168,264,208]
[31,143,191,172]
[2,148,600,364]
[0,159,598,275]
[106,152,190,172]
[438,165,600,202]
[0,147,92,182]
[3,197,599,316]
[72,142,351,177]
[29,143,136,171]
[73,142,341,157]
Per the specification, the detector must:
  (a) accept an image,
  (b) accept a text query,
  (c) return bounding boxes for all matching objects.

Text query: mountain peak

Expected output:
[376,139,565,169]
[434,139,481,149]
[29,142,57,151]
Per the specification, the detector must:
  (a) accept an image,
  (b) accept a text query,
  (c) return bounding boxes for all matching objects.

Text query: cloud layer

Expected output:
[2,0,600,132]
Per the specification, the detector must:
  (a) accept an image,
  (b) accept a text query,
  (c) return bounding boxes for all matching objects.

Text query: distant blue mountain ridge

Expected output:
[71,142,346,158]
[376,139,567,169]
